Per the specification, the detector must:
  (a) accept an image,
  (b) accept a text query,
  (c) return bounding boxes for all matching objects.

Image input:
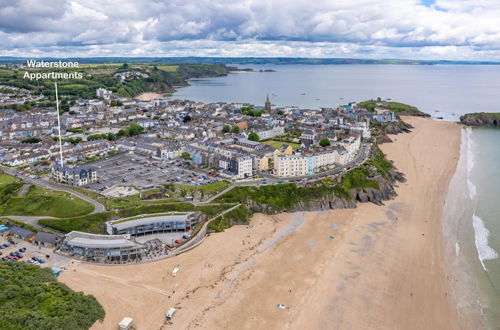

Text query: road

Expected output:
[3,215,62,234]
[0,165,105,214]
[173,203,242,255]
[196,143,372,204]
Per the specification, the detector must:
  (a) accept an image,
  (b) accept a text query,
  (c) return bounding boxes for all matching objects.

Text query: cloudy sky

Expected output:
[1,0,500,60]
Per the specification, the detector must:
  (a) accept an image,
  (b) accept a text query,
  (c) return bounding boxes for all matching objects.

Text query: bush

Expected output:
[0,262,105,330]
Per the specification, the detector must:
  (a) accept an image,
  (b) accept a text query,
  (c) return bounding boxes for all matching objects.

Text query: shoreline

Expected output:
[442,127,486,329]
[58,116,466,329]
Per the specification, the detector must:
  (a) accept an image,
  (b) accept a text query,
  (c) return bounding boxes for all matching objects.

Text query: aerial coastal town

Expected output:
[0,73,398,258]
[0,64,402,329]
[0,86,396,179]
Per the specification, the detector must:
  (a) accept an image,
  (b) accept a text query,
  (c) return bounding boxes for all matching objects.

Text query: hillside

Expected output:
[0,62,229,99]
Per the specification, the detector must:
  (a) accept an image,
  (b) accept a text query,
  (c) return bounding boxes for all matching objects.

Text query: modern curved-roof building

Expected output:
[60,231,146,262]
[106,212,203,236]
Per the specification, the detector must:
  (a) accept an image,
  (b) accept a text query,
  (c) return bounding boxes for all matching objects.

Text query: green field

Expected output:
[79,63,124,68]
[156,65,179,72]
[0,174,16,185]
[262,140,301,149]
[0,183,94,218]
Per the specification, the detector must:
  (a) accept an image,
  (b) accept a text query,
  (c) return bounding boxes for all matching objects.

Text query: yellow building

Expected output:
[254,154,269,171]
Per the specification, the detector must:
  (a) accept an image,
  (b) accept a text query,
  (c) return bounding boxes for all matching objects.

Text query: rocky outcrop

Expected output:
[460,113,500,127]
[373,120,413,144]
[384,120,413,134]
[245,168,405,214]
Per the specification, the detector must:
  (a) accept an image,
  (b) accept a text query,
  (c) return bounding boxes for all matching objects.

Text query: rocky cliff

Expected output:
[460,113,500,127]
[245,168,405,214]
[373,120,413,144]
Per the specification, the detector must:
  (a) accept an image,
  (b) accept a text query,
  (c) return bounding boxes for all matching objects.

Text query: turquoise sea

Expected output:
[172,64,500,328]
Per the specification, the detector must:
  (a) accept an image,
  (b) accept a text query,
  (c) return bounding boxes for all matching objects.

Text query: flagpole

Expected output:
[55,83,64,167]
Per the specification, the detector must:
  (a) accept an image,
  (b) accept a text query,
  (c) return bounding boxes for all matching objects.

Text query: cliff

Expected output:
[372,120,413,144]
[459,113,500,127]
[244,168,405,214]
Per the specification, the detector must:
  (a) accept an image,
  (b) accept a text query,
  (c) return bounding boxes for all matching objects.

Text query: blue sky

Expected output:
[1,0,500,60]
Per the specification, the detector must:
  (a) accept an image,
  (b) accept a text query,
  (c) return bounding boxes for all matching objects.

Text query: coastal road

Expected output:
[196,143,371,204]
[0,165,106,214]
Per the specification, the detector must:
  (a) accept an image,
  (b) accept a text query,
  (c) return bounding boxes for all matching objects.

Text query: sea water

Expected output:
[466,128,500,328]
[172,64,500,328]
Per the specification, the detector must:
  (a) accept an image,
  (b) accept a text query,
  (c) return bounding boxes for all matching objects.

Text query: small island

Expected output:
[460,112,500,127]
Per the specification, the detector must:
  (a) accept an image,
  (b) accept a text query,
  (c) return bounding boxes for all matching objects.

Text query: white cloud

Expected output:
[1,0,500,60]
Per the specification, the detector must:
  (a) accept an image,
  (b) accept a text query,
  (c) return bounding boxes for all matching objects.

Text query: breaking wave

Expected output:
[472,214,498,271]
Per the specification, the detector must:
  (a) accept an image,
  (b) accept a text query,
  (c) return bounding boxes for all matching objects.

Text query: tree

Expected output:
[110,100,117,107]
[248,132,260,142]
[232,125,241,134]
[21,137,41,144]
[127,123,144,136]
[222,124,231,133]
[319,138,331,147]
[181,152,192,160]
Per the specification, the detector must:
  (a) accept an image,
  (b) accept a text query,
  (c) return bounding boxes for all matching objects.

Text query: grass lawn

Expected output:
[0,185,94,218]
[0,174,16,185]
[172,181,231,196]
[262,140,301,149]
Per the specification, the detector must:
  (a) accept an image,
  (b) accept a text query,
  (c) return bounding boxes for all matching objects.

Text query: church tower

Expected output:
[264,93,272,112]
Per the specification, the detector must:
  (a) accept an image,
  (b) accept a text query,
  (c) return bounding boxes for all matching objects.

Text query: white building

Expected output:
[230,156,253,179]
[51,165,98,186]
[96,88,112,100]
[255,126,285,140]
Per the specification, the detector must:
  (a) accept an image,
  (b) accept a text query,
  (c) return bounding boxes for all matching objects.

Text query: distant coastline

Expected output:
[2,56,500,66]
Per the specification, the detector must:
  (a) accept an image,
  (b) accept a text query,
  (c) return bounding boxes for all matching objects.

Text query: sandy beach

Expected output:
[60,116,464,330]
[135,92,165,101]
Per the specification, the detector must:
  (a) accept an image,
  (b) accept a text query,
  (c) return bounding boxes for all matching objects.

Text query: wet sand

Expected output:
[60,116,464,329]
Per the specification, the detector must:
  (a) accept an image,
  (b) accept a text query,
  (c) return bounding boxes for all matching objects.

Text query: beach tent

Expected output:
[51,268,62,277]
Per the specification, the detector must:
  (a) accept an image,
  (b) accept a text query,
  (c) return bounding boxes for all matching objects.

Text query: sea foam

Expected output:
[472,214,499,271]
[465,128,477,200]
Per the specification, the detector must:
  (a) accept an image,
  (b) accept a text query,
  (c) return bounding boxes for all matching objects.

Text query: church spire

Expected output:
[264,93,271,112]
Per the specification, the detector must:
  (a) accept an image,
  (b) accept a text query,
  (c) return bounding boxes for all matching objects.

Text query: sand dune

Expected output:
[60,117,467,330]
